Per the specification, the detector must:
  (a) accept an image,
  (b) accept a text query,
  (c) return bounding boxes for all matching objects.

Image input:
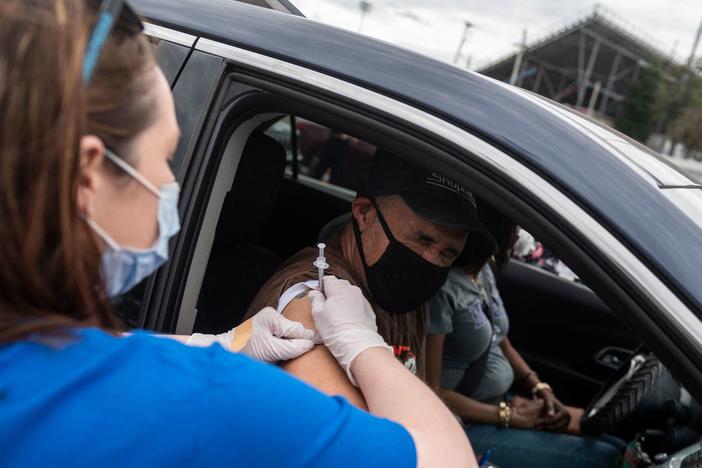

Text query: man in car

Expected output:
[245,149,489,407]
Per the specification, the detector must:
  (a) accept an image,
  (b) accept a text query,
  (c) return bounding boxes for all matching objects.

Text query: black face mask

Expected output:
[352,199,450,314]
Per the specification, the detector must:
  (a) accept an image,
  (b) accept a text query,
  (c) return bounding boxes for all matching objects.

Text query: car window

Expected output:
[146,36,190,87]
[264,116,377,193]
[512,228,579,282]
[170,51,223,179]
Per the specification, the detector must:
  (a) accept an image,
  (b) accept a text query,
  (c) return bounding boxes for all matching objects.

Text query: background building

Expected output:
[238,0,301,15]
[479,7,678,124]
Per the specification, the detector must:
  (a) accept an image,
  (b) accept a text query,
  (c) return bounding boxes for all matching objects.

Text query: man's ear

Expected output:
[76,135,105,217]
[351,197,376,232]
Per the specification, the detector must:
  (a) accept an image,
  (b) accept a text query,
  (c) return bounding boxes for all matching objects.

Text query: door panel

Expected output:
[499,259,640,406]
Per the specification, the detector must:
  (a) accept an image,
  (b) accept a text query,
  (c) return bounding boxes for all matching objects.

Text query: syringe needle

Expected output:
[313,243,329,295]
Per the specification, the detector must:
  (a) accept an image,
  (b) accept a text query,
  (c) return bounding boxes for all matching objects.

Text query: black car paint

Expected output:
[133,0,701,317]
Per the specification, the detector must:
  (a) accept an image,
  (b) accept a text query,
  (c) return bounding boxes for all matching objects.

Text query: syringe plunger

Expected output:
[313,243,329,293]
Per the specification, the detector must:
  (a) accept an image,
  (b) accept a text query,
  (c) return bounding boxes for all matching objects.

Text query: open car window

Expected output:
[264,116,376,193]
[512,228,580,282]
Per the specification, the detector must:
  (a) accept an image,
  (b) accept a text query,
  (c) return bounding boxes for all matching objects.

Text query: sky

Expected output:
[291,0,702,71]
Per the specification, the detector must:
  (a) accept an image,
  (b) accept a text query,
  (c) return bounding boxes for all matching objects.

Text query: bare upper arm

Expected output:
[280,296,368,410]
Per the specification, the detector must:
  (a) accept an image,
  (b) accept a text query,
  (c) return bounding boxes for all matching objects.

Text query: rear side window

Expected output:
[146,36,189,86]
[264,115,376,193]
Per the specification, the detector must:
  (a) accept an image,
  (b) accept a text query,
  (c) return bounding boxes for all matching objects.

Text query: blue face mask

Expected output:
[86,149,181,298]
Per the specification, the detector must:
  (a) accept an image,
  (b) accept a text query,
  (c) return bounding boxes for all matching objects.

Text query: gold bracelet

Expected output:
[498,401,512,428]
[532,382,553,397]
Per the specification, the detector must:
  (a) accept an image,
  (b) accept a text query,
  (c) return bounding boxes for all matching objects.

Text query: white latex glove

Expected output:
[186,329,235,349]
[186,307,320,362]
[241,307,321,362]
[308,276,392,386]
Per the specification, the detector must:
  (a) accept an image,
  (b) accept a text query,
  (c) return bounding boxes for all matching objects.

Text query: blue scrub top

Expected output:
[0,328,416,467]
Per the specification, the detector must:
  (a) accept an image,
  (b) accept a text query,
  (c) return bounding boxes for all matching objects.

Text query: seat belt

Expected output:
[454,268,496,398]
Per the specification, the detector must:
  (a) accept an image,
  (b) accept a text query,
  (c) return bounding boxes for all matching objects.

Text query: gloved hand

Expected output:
[241,307,321,362]
[309,276,392,386]
[186,307,320,362]
[186,329,235,349]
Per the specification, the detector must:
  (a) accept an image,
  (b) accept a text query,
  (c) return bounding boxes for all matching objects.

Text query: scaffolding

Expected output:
[478,7,679,121]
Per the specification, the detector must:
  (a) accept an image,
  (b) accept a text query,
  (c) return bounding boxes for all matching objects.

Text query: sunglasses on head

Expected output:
[83,0,143,84]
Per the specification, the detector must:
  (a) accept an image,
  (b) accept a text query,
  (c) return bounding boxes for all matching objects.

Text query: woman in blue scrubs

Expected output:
[0,1,475,467]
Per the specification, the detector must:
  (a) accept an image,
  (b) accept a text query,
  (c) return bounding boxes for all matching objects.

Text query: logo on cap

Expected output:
[426,173,477,208]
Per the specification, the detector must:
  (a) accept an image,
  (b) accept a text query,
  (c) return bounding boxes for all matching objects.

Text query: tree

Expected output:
[615,60,663,142]
[656,65,702,154]
[668,107,702,158]
[658,67,702,129]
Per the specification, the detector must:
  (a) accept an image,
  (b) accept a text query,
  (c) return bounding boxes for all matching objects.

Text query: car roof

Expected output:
[132,0,702,311]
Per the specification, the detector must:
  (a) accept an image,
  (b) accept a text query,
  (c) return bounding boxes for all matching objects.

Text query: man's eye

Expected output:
[418,237,432,246]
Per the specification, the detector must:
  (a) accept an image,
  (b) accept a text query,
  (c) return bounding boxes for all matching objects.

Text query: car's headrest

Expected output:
[218,131,287,243]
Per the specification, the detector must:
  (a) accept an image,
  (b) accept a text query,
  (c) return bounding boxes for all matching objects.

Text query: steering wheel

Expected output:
[580,352,666,436]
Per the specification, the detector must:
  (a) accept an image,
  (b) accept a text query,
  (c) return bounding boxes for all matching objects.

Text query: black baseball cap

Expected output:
[363,149,491,236]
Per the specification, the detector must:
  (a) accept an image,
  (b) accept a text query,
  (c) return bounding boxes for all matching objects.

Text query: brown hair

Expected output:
[0,0,157,343]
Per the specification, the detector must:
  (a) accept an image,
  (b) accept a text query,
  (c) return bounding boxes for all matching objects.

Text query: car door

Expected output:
[498,259,640,406]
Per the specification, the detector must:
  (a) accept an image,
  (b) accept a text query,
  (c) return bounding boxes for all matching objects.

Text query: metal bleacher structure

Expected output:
[237,0,302,15]
[478,6,679,123]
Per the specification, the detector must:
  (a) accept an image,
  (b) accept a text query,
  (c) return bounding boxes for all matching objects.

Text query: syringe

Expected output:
[313,243,329,295]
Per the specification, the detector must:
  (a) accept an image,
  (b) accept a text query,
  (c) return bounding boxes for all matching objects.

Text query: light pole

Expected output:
[509,29,528,85]
[687,16,702,69]
[453,21,474,65]
[358,1,372,34]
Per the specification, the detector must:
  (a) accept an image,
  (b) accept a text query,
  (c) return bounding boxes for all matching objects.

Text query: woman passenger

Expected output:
[426,201,625,468]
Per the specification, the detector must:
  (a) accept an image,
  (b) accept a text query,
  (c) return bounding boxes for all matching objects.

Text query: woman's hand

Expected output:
[509,396,545,429]
[310,276,476,467]
[536,391,571,432]
[308,276,393,386]
[186,307,321,362]
[240,307,322,362]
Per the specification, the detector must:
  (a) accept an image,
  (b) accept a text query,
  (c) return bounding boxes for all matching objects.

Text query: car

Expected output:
[121,0,702,464]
